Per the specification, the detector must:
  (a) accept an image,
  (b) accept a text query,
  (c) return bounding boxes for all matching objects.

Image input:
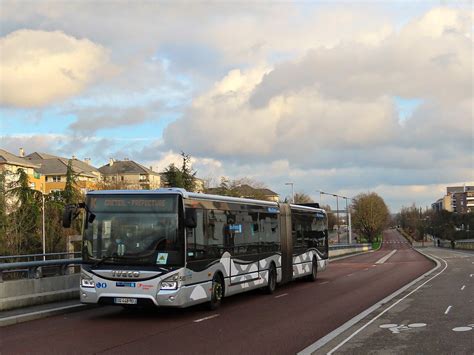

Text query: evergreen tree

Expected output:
[162,163,184,188]
[0,171,7,255]
[181,152,197,191]
[162,152,197,191]
[6,168,42,254]
[63,159,80,204]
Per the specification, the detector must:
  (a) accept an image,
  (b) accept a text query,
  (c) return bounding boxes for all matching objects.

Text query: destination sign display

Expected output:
[89,195,176,213]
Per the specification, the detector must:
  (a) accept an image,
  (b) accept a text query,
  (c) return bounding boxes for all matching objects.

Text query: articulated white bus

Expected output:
[63,188,328,309]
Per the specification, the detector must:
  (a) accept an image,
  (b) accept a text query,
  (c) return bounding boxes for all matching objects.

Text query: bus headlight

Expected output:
[160,275,179,290]
[81,273,95,288]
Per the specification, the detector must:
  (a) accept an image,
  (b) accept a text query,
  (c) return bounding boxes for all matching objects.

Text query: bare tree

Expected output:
[321,204,337,231]
[293,192,313,204]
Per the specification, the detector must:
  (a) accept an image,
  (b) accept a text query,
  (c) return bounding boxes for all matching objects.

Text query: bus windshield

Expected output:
[83,194,183,267]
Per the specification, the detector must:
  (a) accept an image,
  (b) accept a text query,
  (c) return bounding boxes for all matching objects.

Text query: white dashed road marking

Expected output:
[194,314,220,323]
[444,306,452,315]
[275,293,289,299]
[461,285,466,291]
[375,250,397,264]
[452,326,473,332]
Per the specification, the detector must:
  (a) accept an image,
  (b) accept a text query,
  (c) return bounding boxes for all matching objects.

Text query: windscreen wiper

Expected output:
[91,255,122,268]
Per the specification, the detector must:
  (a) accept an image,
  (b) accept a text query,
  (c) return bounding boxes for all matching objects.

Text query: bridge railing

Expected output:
[1,244,371,282]
[0,257,82,282]
[0,251,81,263]
[329,243,371,250]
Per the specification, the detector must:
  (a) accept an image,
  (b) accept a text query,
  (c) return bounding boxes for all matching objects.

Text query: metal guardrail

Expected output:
[0,252,81,263]
[329,243,371,250]
[0,244,369,282]
[0,258,82,283]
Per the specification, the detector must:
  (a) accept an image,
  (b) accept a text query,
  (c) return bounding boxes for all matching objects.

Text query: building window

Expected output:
[52,176,61,182]
[121,176,124,181]
[139,175,147,181]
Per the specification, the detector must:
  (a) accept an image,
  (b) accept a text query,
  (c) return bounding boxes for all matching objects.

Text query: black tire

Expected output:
[307,257,318,282]
[208,273,224,310]
[265,263,277,294]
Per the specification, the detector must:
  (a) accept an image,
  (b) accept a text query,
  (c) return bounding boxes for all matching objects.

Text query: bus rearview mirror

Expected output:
[62,205,75,228]
[185,208,197,228]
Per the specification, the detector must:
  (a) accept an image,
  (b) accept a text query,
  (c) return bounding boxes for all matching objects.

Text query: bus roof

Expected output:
[87,188,326,213]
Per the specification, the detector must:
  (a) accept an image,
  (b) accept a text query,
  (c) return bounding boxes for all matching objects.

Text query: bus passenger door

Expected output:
[229,211,260,287]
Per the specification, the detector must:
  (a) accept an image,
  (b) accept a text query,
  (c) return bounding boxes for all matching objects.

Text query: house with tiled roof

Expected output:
[99,159,161,190]
[0,148,45,192]
[25,151,101,194]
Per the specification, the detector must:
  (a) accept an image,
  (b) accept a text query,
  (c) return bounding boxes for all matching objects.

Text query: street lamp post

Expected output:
[285,182,294,203]
[42,193,46,261]
[319,190,353,244]
[343,197,352,244]
[335,194,340,243]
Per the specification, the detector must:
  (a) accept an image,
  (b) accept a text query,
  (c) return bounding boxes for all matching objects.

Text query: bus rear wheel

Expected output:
[265,263,277,294]
[208,273,224,310]
[307,257,318,282]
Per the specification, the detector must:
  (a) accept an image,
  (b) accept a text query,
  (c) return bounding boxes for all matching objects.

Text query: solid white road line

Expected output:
[275,293,289,299]
[444,306,452,315]
[461,285,466,291]
[324,253,448,355]
[193,314,219,323]
[319,281,329,285]
[375,250,397,264]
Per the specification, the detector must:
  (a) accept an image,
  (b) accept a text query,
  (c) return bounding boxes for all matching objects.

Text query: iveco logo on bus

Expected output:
[111,270,140,278]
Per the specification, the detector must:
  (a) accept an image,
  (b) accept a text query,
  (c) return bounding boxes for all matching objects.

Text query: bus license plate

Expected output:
[114,297,138,305]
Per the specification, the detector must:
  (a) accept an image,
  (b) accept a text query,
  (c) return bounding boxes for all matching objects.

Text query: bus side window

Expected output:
[186,209,205,259]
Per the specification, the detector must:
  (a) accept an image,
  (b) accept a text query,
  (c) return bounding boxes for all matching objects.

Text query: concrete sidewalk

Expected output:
[310,247,474,354]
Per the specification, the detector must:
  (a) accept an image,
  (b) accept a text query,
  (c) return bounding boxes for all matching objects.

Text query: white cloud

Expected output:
[0,30,111,107]
[1,4,472,212]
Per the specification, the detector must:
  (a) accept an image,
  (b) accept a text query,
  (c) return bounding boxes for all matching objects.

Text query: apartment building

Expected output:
[25,152,101,194]
[0,148,46,192]
[432,185,474,213]
[99,159,161,190]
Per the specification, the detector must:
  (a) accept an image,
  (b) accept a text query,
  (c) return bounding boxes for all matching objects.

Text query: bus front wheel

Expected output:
[208,273,224,310]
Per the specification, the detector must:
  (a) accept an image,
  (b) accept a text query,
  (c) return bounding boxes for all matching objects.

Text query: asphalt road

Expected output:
[317,247,474,354]
[1,230,434,355]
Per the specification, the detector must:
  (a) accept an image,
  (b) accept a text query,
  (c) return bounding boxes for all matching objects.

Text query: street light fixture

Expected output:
[285,182,294,203]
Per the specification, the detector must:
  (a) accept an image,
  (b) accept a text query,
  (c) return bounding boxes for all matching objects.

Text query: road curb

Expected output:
[0,303,91,327]
[329,249,375,262]
[298,248,441,354]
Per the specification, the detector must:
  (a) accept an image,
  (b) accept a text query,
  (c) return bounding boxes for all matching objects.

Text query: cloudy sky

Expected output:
[0,1,472,211]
